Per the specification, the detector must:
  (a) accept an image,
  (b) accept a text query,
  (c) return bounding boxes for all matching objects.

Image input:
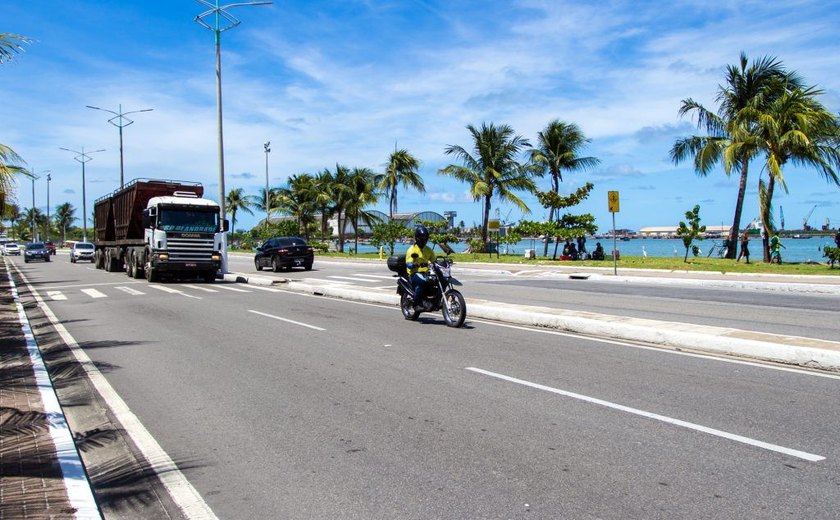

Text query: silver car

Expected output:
[3,242,21,255]
[70,242,96,263]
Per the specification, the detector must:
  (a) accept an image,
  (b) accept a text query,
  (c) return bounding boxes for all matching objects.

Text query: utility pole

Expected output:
[194,0,273,273]
[60,148,105,242]
[87,104,153,188]
[46,173,52,241]
[264,141,270,227]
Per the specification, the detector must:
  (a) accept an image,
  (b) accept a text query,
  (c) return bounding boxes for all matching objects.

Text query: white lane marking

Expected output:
[351,273,394,280]
[40,281,145,290]
[6,264,100,518]
[115,286,145,296]
[466,367,825,462]
[81,288,107,299]
[148,285,202,300]
[47,290,67,301]
[214,285,251,293]
[248,310,325,331]
[10,264,220,519]
[181,284,219,293]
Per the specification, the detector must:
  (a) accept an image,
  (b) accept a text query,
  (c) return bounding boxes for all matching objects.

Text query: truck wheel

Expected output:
[104,251,112,272]
[95,250,105,269]
[145,265,159,283]
[203,271,216,283]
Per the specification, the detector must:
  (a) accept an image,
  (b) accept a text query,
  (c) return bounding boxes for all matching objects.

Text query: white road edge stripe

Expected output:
[10,262,219,519]
[466,367,825,462]
[248,310,326,331]
[6,265,101,519]
[115,286,145,296]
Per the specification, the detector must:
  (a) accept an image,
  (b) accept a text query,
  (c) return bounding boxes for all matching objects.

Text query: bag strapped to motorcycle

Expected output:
[386,255,407,275]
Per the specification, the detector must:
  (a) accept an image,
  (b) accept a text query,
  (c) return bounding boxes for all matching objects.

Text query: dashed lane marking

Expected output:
[47,290,67,301]
[80,288,107,298]
[115,286,145,296]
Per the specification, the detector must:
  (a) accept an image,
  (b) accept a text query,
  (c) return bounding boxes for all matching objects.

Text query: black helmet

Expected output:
[414,225,429,247]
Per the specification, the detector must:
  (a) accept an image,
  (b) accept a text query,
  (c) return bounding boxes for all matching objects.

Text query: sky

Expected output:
[3,0,840,234]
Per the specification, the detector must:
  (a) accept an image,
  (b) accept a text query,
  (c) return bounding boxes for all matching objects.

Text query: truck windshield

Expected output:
[158,209,218,233]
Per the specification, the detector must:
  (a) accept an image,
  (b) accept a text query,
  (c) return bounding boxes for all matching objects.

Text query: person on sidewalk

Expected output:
[770,233,785,264]
[736,231,750,264]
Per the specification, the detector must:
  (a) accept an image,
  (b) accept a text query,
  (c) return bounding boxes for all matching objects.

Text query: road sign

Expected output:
[488,219,500,231]
[608,191,620,213]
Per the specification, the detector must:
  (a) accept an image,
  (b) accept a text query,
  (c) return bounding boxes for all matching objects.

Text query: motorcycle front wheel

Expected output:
[442,290,466,328]
[400,292,419,321]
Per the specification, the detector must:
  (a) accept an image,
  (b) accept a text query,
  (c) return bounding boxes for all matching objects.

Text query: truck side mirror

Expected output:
[142,212,151,228]
[222,219,230,232]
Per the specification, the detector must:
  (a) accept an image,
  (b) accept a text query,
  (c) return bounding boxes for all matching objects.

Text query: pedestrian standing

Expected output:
[834,228,840,248]
[736,231,750,263]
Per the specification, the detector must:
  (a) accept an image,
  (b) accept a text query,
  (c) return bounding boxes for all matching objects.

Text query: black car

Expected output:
[254,237,314,272]
[24,242,51,263]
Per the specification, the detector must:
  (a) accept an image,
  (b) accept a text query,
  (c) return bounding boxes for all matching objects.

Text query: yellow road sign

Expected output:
[608,191,620,213]
[488,219,500,231]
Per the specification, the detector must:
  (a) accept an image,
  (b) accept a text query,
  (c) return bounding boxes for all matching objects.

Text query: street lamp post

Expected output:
[264,141,270,227]
[30,173,38,241]
[86,104,153,188]
[60,147,105,242]
[195,0,272,273]
[46,173,52,241]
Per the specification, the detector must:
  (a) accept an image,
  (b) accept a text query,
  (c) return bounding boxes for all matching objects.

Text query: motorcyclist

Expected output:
[406,225,436,310]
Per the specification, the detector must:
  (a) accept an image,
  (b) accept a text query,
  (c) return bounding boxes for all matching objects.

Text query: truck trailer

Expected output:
[93,178,228,282]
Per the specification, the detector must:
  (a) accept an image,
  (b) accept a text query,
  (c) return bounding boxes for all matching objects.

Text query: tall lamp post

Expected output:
[60,147,105,242]
[86,104,153,188]
[30,173,39,241]
[264,141,270,227]
[195,0,272,273]
[46,173,52,241]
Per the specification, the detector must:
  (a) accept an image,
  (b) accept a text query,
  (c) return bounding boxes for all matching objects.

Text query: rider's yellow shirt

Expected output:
[405,244,435,275]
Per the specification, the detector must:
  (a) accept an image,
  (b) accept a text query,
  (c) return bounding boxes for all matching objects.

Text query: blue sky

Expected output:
[4,0,839,233]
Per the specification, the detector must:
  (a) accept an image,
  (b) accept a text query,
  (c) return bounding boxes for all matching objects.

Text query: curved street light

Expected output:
[60,147,106,242]
[87,104,153,188]
[195,0,273,273]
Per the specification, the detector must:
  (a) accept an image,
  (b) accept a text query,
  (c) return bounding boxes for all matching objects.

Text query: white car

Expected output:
[3,242,21,255]
[70,242,96,263]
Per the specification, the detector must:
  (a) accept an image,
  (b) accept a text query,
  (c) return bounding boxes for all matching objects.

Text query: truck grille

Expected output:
[167,237,215,261]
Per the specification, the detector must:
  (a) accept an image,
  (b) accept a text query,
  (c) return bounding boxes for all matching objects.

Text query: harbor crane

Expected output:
[802,205,817,231]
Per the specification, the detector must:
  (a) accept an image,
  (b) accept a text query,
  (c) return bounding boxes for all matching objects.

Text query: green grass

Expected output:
[309,251,840,276]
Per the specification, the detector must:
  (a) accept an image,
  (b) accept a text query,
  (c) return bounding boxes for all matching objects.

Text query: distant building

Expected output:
[639,225,731,238]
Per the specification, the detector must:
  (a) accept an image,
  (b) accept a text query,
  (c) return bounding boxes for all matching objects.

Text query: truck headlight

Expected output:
[211,253,221,261]
[158,253,169,261]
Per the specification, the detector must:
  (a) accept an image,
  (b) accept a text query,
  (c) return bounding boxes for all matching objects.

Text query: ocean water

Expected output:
[343,236,836,263]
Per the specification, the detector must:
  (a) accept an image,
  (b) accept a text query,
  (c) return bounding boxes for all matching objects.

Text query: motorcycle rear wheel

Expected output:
[400,292,419,321]
[442,290,466,328]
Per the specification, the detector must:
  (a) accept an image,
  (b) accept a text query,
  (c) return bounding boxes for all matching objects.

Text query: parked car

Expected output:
[24,242,51,263]
[254,237,314,272]
[3,242,21,255]
[45,241,57,255]
[70,242,96,263]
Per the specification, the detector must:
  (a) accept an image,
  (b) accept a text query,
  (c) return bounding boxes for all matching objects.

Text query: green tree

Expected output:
[671,53,800,259]
[0,34,32,214]
[439,123,536,248]
[531,120,600,256]
[741,86,840,261]
[277,173,318,239]
[255,187,281,227]
[345,167,381,252]
[225,188,256,234]
[376,147,423,219]
[54,202,76,245]
[327,164,356,253]
[313,169,335,239]
[370,220,409,256]
[676,205,706,262]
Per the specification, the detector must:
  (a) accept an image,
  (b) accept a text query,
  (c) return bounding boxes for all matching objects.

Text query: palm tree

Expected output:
[3,202,21,240]
[225,188,256,234]
[1,35,31,215]
[313,170,335,239]
[255,187,281,227]
[327,164,356,252]
[345,167,381,252]
[54,202,76,245]
[277,174,318,238]
[531,120,600,256]
[439,122,536,246]
[670,53,799,258]
[376,147,424,219]
[737,86,840,260]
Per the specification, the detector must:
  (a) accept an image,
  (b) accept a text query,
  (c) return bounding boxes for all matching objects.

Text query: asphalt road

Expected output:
[229,254,840,341]
[10,253,840,519]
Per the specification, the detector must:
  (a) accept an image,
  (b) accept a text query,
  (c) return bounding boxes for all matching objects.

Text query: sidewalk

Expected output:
[1,260,100,519]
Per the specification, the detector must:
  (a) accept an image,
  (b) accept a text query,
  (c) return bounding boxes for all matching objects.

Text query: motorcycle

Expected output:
[387,255,467,327]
